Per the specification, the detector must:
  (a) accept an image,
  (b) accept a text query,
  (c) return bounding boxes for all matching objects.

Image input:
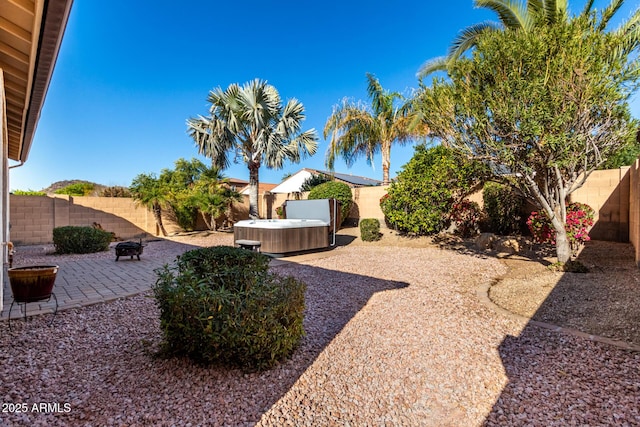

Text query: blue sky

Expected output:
[10,0,640,191]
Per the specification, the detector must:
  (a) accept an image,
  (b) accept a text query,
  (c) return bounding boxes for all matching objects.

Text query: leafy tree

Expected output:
[159,158,207,231]
[380,145,487,235]
[417,0,637,78]
[600,131,640,169]
[130,173,169,236]
[191,167,243,231]
[187,79,318,219]
[55,182,95,196]
[100,186,132,197]
[300,173,332,192]
[417,16,639,262]
[324,73,425,185]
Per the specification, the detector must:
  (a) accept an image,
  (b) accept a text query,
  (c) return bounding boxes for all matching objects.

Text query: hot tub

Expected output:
[234,219,329,254]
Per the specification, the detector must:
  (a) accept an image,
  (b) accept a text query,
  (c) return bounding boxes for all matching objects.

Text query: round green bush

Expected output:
[307,181,353,224]
[52,226,113,254]
[380,145,487,235]
[153,246,306,370]
[360,218,381,241]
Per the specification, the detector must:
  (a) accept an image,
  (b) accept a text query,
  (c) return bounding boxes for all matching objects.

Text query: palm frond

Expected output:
[448,22,500,60]
[475,0,530,30]
[598,0,624,32]
[580,0,596,17]
[417,56,450,80]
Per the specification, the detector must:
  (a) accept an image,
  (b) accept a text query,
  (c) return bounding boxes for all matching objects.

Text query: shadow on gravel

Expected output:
[484,240,640,425]
[483,324,640,425]
[0,261,408,426]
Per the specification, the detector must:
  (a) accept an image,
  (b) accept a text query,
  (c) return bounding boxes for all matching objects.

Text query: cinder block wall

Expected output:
[9,195,159,245]
[10,195,56,244]
[630,160,640,266]
[570,168,630,242]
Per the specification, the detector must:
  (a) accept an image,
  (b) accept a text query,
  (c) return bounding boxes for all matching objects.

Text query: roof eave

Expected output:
[14,0,74,162]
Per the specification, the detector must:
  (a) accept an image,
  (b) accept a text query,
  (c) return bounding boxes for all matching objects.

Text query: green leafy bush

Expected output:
[54,182,95,196]
[307,181,353,224]
[482,182,524,235]
[153,246,306,370]
[380,145,487,235]
[300,173,332,192]
[360,218,381,242]
[52,226,113,254]
[100,186,132,197]
[12,190,46,196]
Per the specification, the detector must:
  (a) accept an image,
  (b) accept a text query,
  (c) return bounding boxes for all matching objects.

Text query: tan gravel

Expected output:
[0,232,639,426]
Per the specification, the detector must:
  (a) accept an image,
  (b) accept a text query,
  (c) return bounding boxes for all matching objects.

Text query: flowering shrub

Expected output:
[527,202,595,252]
[450,199,483,237]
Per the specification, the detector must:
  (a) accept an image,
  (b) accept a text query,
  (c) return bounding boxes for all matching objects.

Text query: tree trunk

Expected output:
[381,149,391,185]
[555,227,572,264]
[153,203,168,236]
[248,161,260,219]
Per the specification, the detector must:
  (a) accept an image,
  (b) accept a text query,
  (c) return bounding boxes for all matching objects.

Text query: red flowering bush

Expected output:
[450,199,483,238]
[527,202,595,252]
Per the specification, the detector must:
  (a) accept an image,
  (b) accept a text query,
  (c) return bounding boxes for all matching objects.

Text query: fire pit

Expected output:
[115,240,144,261]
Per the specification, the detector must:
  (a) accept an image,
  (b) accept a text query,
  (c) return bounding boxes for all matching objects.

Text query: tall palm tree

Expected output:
[324,73,423,185]
[129,173,169,236]
[187,79,318,219]
[418,0,636,78]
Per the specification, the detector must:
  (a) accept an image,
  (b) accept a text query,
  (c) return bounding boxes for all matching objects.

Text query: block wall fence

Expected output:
[9,166,640,265]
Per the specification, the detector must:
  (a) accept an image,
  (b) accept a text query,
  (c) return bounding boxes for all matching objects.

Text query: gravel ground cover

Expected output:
[0,234,639,426]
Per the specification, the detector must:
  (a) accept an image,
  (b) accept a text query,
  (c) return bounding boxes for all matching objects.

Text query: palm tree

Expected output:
[129,173,169,236]
[187,79,318,219]
[418,0,636,78]
[191,166,243,231]
[324,73,422,185]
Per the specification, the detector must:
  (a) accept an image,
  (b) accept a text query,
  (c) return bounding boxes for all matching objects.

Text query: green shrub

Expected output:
[380,145,488,235]
[100,186,132,197]
[308,181,353,224]
[153,246,306,370]
[360,218,381,242]
[482,182,524,235]
[52,226,112,254]
[54,182,95,196]
[12,190,46,196]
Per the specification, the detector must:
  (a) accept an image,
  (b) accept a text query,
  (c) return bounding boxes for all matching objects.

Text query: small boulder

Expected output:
[475,233,496,251]
[495,238,520,254]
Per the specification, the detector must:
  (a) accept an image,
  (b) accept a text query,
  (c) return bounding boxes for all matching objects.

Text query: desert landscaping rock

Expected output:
[0,232,638,426]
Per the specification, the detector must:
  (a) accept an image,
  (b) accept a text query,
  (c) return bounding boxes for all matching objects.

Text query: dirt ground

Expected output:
[339,225,640,347]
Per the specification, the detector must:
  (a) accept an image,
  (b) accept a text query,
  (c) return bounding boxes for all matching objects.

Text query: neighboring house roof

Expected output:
[240,182,278,195]
[270,170,314,194]
[270,168,383,193]
[226,177,248,191]
[2,0,74,162]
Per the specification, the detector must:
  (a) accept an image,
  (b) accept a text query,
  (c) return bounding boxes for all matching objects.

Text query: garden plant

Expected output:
[153,246,306,370]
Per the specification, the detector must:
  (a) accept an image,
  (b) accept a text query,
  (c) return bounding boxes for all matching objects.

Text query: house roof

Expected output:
[1,0,74,162]
[270,168,382,194]
[270,170,314,194]
[318,169,383,187]
[240,182,278,195]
